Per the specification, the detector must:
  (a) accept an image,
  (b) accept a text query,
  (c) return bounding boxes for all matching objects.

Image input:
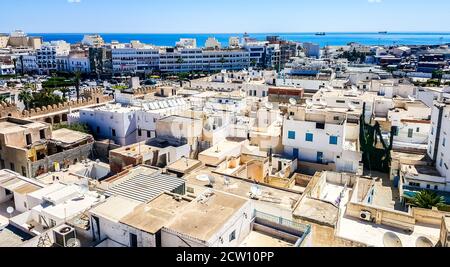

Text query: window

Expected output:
[229,230,236,242]
[431,127,434,135]
[147,131,151,138]
[336,100,346,104]
[426,184,431,189]
[39,129,46,139]
[416,127,420,133]
[440,158,443,167]
[333,116,340,121]
[317,152,324,164]
[409,182,420,187]
[330,136,338,145]
[138,129,142,137]
[21,166,26,177]
[434,185,439,190]
[316,123,325,130]
[443,138,446,147]
[129,233,138,247]
[112,129,116,137]
[408,129,414,138]
[288,131,296,140]
[10,163,15,171]
[305,133,314,142]
[392,126,399,136]
[26,134,32,146]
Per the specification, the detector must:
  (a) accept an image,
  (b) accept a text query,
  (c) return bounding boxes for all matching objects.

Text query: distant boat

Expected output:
[378,31,388,34]
[315,32,326,36]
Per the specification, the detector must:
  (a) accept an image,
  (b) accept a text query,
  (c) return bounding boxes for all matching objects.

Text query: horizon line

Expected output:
[3,31,450,35]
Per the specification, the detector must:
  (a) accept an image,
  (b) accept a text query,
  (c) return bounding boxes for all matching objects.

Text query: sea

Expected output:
[30,32,450,47]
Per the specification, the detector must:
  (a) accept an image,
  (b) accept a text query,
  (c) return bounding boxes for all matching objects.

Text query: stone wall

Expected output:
[0,88,113,120]
[29,142,94,177]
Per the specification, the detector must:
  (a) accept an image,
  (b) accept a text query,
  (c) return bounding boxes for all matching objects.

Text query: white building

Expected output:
[159,48,251,73]
[81,34,105,47]
[303,42,321,58]
[388,100,431,148]
[205,37,221,49]
[36,41,70,74]
[282,104,362,174]
[79,104,140,146]
[0,63,15,75]
[112,47,159,74]
[176,38,197,49]
[228,36,240,48]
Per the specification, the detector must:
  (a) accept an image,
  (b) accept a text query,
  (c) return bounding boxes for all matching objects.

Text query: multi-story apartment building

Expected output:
[159,48,251,73]
[112,47,160,75]
[81,34,105,47]
[36,41,70,74]
[282,104,362,174]
[428,97,450,189]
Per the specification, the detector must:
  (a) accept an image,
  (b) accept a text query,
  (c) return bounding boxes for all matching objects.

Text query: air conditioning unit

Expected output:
[360,211,372,222]
[53,224,76,247]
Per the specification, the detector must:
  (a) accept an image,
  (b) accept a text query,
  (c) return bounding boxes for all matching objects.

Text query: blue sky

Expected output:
[0,0,448,33]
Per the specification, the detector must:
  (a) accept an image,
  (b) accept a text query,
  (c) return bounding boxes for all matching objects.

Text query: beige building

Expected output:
[0,117,94,178]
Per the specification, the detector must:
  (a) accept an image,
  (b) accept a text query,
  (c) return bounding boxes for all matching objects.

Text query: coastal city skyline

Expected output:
[1,0,449,33]
[0,0,449,257]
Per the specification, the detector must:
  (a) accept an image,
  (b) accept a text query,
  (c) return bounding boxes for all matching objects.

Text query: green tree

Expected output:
[432,70,444,86]
[405,191,445,210]
[0,95,8,103]
[18,89,33,110]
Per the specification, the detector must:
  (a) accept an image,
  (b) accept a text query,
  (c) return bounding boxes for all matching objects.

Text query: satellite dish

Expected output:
[383,232,403,247]
[289,98,297,106]
[265,102,274,110]
[66,238,81,248]
[250,185,262,196]
[208,175,215,186]
[415,236,433,247]
[6,207,14,215]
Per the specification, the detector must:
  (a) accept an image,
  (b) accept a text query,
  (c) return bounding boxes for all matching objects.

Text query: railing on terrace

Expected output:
[253,210,311,247]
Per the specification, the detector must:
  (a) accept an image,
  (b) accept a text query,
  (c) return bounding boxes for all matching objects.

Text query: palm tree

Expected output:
[405,191,445,210]
[74,71,81,101]
[18,89,33,110]
[12,58,18,78]
[19,55,24,76]
[0,95,8,103]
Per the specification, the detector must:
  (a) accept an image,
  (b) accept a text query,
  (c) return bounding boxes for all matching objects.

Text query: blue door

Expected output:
[317,152,323,164]
[293,148,299,159]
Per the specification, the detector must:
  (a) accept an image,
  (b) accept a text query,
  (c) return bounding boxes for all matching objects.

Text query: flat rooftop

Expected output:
[239,230,293,247]
[90,196,141,223]
[0,225,34,247]
[401,164,442,177]
[337,215,441,247]
[50,128,92,145]
[120,193,191,234]
[164,191,248,242]
[167,158,202,174]
[184,167,300,211]
[0,118,47,134]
